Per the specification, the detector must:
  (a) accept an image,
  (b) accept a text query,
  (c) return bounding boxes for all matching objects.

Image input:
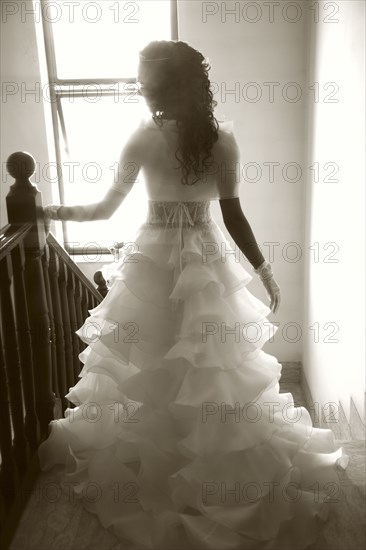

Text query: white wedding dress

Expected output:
[38,117,349,550]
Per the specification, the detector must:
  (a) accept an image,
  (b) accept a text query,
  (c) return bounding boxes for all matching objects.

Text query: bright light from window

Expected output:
[47,0,172,250]
[59,95,151,249]
[50,0,171,78]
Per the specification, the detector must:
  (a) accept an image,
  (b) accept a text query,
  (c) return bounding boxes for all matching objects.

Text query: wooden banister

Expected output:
[0,152,104,549]
[0,224,33,260]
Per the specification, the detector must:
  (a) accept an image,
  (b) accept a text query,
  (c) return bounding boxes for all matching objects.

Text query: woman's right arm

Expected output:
[216,132,265,269]
[216,132,281,313]
[220,198,281,313]
[219,197,265,270]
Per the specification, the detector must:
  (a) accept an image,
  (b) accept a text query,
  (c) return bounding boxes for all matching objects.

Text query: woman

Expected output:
[40,40,348,550]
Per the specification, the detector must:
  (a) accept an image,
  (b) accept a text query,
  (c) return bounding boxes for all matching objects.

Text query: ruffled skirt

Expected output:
[38,211,349,550]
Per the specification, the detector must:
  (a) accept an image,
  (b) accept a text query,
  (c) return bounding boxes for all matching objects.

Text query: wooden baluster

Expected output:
[74,277,83,327]
[88,292,96,310]
[10,243,39,450]
[78,285,91,365]
[66,268,82,383]
[74,278,85,355]
[81,284,89,322]
[58,259,74,394]
[6,151,56,437]
[41,243,62,420]
[23,250,55,438]
[0,325,18,511]
[48,246,68,413]
[0,255,28,475]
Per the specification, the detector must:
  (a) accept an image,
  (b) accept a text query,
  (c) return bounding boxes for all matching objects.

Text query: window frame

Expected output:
[40,0,178,255]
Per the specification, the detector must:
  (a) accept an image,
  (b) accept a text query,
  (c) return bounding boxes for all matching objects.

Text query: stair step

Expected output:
[279,361,301,384]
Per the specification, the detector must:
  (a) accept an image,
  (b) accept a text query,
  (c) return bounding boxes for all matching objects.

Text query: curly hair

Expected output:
[138,40,219,186]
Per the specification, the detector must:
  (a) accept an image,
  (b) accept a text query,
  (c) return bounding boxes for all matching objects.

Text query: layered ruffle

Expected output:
[38,217,349,550]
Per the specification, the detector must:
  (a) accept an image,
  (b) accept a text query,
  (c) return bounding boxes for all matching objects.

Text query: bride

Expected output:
[40,39,348,550]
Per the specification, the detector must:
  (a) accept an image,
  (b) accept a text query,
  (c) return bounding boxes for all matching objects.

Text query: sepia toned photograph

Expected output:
[0,1,365,549]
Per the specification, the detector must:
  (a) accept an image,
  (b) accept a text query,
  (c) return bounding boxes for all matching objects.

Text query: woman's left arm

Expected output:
[52,187,129,222]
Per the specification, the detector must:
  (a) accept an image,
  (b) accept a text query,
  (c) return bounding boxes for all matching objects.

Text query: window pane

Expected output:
[49,0,172,79]
[59,94,151,250]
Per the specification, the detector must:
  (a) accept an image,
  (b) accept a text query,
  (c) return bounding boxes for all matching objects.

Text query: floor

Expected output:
[8,381,366,550]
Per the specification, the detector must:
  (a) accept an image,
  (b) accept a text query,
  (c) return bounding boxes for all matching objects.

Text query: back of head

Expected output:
[138,40,219,186]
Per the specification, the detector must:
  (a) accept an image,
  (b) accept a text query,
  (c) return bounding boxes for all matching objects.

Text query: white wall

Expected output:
[0,0,56,227]
[302,0,365,425]
[178,1,308,361]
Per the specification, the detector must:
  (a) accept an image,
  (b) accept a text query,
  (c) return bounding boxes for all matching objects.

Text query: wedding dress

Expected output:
[38,116,349,550]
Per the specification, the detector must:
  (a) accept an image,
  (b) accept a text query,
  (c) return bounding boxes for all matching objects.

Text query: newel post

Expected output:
[6,152,56,437]
[6,152,46,250]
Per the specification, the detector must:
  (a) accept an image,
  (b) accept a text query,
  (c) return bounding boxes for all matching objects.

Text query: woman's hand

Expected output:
[43,205,62,236]
[253,260,281,314]
[261,276,281,314]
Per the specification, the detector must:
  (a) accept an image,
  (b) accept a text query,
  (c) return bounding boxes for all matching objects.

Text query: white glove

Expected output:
[253,260,281,314]
[43,204,62,236]
[44,204,62,220]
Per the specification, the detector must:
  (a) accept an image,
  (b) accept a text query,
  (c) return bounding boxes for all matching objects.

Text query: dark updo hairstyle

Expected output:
[138,40,219,185]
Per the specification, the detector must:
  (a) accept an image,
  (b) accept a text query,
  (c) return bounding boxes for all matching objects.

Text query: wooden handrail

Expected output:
[0,224,33,261]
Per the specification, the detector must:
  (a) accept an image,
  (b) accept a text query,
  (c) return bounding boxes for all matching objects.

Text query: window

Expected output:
[41,0,178,255]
